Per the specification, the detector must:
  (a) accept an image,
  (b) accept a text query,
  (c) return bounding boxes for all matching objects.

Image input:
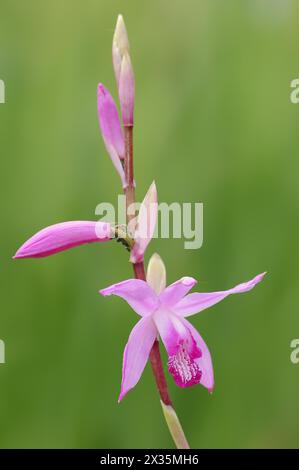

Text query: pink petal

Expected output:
[99,279,158,317]
[97,84,126,187]
[97,84,125,159]
[13,221,111,259]
[130,181,158,264]
[181,318,214,392]
[105,146,126,188]
[119,316,157,402]
[173,272,267,317]
[153,310,202,388]
[159,277,197,307]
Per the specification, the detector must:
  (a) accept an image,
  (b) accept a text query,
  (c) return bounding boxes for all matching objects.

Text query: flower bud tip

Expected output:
[113,14,130,55]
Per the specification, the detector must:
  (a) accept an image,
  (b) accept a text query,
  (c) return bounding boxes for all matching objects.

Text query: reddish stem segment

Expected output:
[132,261,146,280]
[149,340,172,405]
[124,127,135,224]
[133,261,173,406]
[124,126,172,407]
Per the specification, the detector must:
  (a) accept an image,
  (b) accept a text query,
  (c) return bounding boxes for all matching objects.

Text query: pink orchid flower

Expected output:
[13,182,157,260]
[100,253,266,401]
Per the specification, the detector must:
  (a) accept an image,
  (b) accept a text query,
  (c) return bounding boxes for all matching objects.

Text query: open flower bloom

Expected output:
[100,253,266,401]
[13,182,157,260]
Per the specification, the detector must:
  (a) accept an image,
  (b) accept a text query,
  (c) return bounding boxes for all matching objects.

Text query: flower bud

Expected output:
[13,221,111,259]
[112,14,130,85]
[112,15,135,126]
[97,84,126,187]
[119,52,135,126]
[130,181,158,263]
[146,253,166,295]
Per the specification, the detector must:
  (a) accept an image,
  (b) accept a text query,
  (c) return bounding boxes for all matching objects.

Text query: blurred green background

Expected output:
[1,0,299,448]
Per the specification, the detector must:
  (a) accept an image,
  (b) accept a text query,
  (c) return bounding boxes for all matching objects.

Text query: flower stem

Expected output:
[123,124,190,449]
[149,339,172,406]
[160,401,190,449]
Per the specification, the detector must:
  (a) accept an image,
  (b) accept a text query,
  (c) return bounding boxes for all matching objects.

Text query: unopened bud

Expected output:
[119,52,135,126]
[147,253,166,295]
[112,14,130,84]
[130,181,158,263]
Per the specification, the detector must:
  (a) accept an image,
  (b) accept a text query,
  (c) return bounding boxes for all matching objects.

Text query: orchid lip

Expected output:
[168,356,201,388]
[168,340,202,388]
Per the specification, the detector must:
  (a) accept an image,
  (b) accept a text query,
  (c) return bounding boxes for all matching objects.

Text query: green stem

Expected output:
[161,401,190,449]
